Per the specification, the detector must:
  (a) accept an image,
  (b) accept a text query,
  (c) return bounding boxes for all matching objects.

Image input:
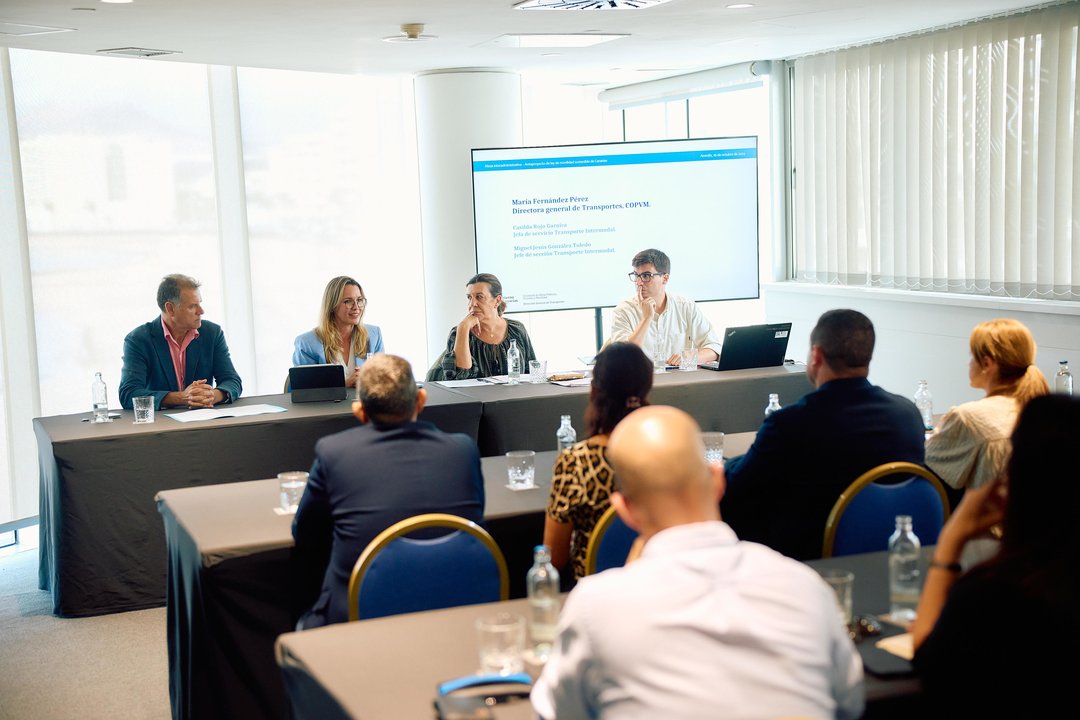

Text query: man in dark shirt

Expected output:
[292,354,485,628]
[723,309,925,560]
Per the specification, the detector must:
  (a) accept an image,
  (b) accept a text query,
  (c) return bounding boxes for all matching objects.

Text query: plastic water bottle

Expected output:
[526,545,561,662]
[764,393,781,418]
[1056,361,1073,395]
[507,339,521,385]
[91,372,110,423]
[556,415,577,452]
[914,380,934,430]
[888,515,921,623]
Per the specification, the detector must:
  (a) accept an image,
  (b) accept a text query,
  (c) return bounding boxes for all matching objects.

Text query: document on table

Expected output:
[437,377,510,387]
[874,632,914,660]
[164,404,288,423]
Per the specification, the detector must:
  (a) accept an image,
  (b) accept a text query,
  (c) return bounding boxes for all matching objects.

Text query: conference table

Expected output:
[36,364,810,618]
[156,433,759,720]
[274,549,929,720]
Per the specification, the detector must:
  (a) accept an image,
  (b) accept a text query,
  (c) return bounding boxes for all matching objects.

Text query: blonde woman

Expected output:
[926,318,1049,493]
[293,276,384,388]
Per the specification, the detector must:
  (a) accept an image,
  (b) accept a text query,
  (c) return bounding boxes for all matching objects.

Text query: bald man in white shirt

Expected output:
[531,406,864,720]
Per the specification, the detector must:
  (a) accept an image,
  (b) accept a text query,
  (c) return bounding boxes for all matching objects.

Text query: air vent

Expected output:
[514,0,674,9]
[0,21,73,36]
[97,47,181,58]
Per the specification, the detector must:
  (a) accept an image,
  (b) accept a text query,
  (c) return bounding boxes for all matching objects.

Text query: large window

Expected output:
[11,50,222,415]
[238,69,425,388]
[792,4,1079,300]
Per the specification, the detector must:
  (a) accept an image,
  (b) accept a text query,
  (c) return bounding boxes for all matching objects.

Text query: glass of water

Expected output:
[278,471,309,513]
[819,569,855,631]
[133,396,155,424]
[679,347,699,371]
[476,613,525,676]
[701,432,725,465]
[505,450,536,490]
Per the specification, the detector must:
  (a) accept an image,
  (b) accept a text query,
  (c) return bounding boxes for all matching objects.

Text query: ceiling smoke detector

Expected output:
[514,0,676,9]
[383,23,436,43]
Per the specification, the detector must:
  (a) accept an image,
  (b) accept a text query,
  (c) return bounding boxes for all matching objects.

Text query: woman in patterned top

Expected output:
[544,342,653,580]
[427,273,537,381]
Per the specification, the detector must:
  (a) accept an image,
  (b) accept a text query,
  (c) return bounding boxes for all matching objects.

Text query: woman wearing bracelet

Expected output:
[912,395,1080,717]
[427,273,536,381]
[293,276,384,388]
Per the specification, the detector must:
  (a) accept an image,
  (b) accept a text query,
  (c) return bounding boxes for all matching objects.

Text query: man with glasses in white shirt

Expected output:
[607,248,722,366]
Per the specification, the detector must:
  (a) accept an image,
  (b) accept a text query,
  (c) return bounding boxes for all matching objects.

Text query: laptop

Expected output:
[701,322,793,371]
[288,364,348,403]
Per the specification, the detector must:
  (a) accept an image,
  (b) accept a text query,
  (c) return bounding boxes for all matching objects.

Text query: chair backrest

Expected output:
[347,513,508,621]
[822,462,951,558]
[584,505,638,575]
[283,374,290,393]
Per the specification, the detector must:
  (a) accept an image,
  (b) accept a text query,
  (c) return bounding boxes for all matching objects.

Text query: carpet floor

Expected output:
[0,533,170,720]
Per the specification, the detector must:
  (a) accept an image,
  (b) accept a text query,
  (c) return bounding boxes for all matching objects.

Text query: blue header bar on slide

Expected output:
[473,148,757,172]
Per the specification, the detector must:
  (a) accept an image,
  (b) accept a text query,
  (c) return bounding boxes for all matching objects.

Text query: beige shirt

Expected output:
[926,394,1019,491]
[608,291,722,361]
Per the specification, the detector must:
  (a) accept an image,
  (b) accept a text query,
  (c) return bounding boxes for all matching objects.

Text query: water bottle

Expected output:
[507,339,521,385]
[914,380,934,430]
[526,545,561,662]
[91,372,110,423]
[888,515,921,623]
[1056,361,1073,395]
[764,393,781,418]
[556,415,577,452]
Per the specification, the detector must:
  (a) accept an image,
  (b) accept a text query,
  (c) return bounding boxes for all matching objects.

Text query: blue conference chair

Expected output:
[584,505,639,575]
[347,513,508,621]
[822,462,951,558]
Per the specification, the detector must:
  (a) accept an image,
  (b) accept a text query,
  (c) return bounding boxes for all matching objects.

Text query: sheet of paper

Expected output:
[550,378,592,387]
[436,379,495,388]
[874,632,914,660]
[165,403,288,423]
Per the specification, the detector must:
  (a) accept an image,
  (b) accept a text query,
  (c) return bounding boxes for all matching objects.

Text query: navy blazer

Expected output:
[118,318,242,409]
[723,377,926,561]
[292,420,485,629]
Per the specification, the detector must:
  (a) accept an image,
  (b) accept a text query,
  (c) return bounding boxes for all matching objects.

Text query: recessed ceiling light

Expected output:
[726,3,754,8]
[100,0,135,4]
[490,34,628,48]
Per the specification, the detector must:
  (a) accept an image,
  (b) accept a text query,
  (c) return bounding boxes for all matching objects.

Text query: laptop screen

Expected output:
[711,323,792,371]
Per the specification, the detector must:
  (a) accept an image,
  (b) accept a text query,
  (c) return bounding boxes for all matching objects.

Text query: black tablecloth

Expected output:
[37,366,810,618]
[36,386,481,617]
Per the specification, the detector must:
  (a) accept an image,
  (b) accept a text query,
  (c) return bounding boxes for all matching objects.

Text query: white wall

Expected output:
[764,283,1080,411]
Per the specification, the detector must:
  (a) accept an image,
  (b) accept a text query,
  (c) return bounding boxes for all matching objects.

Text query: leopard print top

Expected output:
[546,437,616,580]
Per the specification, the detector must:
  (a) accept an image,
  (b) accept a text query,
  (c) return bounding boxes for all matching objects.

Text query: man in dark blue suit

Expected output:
[119,274,242,410]
[723,309,925,561]
[292,354,485,628]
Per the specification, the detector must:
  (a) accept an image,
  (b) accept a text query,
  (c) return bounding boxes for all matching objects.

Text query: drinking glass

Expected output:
[505,451,536,490]
[476,613,525,675]
[679,347,699,371]
[278,471,309,513]
[528,360,547,383]
[133,396,155,424]
[819,569,854,630]
[701,431,725,464]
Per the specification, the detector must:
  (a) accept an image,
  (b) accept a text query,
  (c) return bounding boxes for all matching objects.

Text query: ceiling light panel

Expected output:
[488,34,629,48]
[514,0,675,9]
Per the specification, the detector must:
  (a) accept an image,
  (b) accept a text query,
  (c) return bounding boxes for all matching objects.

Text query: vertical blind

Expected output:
[792,4,1079,300]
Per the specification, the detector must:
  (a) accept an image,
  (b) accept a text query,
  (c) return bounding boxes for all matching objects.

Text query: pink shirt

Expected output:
[161,317,199,391]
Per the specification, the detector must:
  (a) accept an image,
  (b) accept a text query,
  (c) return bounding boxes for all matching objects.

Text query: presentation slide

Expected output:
[472,136,759,313]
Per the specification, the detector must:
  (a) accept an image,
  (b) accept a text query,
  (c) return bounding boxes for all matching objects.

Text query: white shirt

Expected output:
[531,522,865,720]
[608,292,722,361]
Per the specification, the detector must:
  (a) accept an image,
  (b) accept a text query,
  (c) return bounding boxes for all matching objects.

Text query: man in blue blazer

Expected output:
[723,309,925,561]
[291,354,484,628]
[119,274,242,410]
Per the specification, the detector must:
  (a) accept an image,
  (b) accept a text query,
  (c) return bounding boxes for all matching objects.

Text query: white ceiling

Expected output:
[0,0,1051,85]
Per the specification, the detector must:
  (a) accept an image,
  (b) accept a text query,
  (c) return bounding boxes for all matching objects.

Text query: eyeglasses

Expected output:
[341,298,367,309]
[628,271,666,283]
